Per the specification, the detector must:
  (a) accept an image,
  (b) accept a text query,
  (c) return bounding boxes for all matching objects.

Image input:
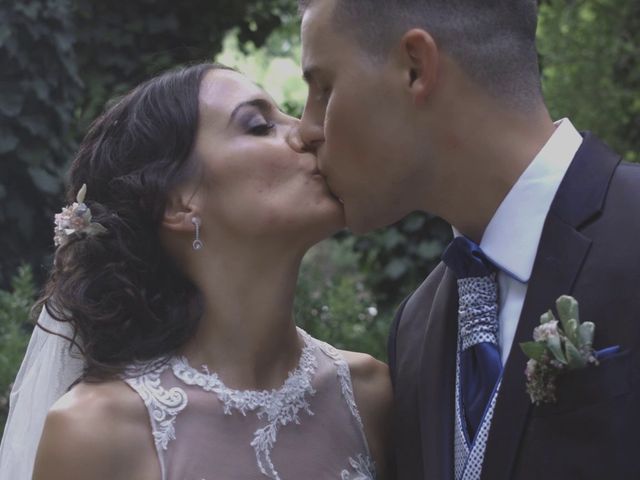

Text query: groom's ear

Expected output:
[399,29,439,105]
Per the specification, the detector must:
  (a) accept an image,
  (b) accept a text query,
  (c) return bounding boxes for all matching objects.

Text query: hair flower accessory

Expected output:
[54,184,107,247]
[520,295,598,405]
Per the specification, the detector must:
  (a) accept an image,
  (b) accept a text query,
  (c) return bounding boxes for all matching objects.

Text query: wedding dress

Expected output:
[123,328,376,480]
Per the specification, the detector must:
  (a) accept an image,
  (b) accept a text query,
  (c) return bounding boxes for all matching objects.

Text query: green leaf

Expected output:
[556,295,580,339]
[520,341,547,361]
[565,318,579,345]
[384,259,408,280]
[0,88,24,116]
[27,167,61,195]
[540,310,556,324]
[556,295,580,328]
[382,229,405,250]
[20,145,51,165]
[565,340,587,369]
[0,24,10,46]
[402,214,426,233]
[547,335,567,364]
[17,115,49,138]
[577,322,595,349]
[14,3,42,20]
[0,129,18,154]
[416,240,442,261]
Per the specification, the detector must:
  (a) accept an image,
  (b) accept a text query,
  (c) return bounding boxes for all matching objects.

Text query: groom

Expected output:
[297,0,640,479]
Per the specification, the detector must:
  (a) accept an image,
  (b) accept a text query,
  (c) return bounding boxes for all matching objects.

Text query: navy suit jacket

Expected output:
[388,134,640,479]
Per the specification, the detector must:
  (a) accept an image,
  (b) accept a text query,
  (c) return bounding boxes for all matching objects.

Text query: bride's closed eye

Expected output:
[247,118,276,136]
[229,97,278,137]
[235,109,276,136]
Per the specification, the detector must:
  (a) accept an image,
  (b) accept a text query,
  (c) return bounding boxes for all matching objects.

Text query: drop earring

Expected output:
[192,217,203,251]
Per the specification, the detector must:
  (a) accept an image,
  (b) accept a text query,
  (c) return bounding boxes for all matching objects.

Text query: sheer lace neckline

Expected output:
[170,329,318,478]
[170,328,317,415]
[124,329,376,480]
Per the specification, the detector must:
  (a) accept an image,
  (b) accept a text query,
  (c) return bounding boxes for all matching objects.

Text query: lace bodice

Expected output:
[124,329,376,480]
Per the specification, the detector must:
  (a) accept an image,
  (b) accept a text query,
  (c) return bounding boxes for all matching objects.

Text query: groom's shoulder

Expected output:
[388,262,447,349]
[401,262,448,318]
[613,160,640,192]
[597,160,640,221]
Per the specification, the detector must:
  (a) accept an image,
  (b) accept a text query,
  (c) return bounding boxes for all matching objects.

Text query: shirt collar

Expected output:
[477,118,583,282]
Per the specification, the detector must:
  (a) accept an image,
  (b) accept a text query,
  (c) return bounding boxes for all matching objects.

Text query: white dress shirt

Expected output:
[455,118,583,365]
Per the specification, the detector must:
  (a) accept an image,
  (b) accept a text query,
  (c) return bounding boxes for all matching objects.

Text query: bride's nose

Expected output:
[286,123,307,153]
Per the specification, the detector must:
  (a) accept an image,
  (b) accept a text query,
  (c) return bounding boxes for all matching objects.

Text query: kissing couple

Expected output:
[1,1,639,479]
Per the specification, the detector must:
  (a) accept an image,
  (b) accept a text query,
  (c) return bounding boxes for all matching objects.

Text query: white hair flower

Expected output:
[53,184,107,247]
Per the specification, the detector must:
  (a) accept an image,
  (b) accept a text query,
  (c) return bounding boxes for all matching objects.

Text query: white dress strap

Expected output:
[123,362,188,480]
[309,334,376,479]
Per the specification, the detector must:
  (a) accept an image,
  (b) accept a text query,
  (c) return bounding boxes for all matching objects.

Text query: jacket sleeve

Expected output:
[387,295,411,390]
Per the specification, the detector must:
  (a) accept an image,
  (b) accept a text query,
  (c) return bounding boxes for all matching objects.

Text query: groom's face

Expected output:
[299,0,423,234]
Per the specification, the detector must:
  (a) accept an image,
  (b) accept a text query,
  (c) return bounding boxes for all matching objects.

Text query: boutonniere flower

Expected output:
[520,295,597,405]
[54,184,107,247]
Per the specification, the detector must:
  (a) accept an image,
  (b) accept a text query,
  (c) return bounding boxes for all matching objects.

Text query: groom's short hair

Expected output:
[299,0,543,110]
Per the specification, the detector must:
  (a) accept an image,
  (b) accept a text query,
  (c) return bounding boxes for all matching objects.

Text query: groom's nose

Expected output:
[298,107,325,153]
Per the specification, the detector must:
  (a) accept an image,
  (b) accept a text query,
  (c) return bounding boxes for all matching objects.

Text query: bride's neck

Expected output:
[180,244,305,391]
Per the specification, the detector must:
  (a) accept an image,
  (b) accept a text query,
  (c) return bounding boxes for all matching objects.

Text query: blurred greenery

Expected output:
[0,266,36,437]
[295,238,391,360]
[0,0,295,289]
[0,0,638,437]
[538,0,640,162]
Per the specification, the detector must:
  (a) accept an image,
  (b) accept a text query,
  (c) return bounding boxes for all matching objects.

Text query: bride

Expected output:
[0,63,391,479]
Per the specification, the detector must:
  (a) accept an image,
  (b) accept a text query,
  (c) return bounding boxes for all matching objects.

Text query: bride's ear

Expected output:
[399,29,439,105]
[162,185,201,233]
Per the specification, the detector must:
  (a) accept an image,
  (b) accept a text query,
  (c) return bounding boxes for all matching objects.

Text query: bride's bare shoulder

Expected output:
[51,379,146,424]
[33,380,157,480]
[339,350,392,403]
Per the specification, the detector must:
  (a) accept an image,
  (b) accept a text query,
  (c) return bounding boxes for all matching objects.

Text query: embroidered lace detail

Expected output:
[170,330,318,480]
[340,454,376,480]
[314,338,376,478]
[124,363,188,451]
[315,340,365,428]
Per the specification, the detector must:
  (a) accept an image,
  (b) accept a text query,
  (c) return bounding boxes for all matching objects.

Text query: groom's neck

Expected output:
[426,96,556,243]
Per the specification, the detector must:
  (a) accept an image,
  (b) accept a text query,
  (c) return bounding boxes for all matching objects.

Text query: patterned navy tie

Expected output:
[443,236,502,439]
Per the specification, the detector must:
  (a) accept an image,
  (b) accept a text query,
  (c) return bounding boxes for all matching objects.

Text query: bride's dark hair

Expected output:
[35,63,229,381]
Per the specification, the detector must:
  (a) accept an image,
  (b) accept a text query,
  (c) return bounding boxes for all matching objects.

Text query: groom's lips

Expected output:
[312,168,343,203]
[324,178,343,203]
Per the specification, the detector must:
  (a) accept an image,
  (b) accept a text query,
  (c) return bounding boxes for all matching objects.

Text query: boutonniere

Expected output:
[520,295,597,405]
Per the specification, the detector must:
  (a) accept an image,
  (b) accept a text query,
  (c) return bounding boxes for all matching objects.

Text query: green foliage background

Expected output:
[538,0,640,162]
[0,267,35,436]
[1,0,638,434]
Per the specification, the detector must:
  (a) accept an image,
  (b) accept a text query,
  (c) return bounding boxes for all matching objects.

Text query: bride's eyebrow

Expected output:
[227,98,273,127]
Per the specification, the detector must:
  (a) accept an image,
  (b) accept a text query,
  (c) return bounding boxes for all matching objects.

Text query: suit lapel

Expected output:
[481,215,591,479]
[481,133,622,480]
[419,268,458,480]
